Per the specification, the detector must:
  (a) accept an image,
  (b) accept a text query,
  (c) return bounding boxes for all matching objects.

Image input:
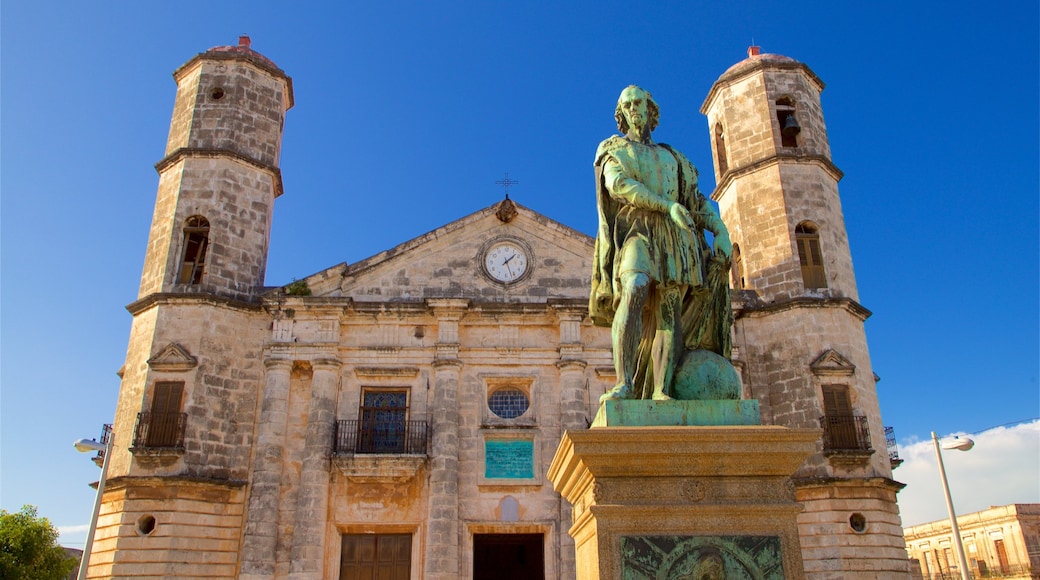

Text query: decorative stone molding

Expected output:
[810,349,856,377]
[147,343,197,372]
[559,344,585,361]
[353,366,420,378]
[129,447,183,468]
[332,455,426,483]
[823,448,875,468]
[495,197,518,222]
[556,359,587,371]
[432,357,463,369]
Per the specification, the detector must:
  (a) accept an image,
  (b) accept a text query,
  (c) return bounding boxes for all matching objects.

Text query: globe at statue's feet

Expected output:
[672,349,741,401]
[600,383,634,403]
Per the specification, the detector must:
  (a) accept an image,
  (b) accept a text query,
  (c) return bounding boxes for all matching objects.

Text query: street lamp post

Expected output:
[932,431,974,580]
[73,434,114,580]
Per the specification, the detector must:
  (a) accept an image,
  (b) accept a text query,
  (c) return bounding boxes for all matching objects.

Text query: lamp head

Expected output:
[74,438,106,453]
[942,436,975,452]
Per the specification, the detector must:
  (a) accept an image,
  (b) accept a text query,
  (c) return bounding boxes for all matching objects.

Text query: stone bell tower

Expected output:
[138,35,293,302]
[88,38,293,579]
[702,48,910,578]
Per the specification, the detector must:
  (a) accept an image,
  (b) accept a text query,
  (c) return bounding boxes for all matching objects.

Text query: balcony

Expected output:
[333,419,428,455]
[884,426,903,469]
[131,411,187,451]
[332,419,428,482]
[819,414,874,467]
[91,423,113,467]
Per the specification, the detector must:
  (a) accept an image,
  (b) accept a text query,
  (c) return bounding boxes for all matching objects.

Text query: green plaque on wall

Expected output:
[484,439,534,479]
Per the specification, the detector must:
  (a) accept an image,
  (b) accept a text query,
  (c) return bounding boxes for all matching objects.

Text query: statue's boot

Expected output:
[600,383,634,403]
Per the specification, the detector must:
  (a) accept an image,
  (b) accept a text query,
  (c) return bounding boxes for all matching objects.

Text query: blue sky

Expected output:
[2,1,1037,544]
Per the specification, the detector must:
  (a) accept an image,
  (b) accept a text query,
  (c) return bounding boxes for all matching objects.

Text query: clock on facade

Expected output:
[483,240,530,284]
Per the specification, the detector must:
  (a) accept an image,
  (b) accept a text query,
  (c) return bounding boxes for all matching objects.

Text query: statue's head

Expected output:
[693,549,725,580]
[615,85,660,135]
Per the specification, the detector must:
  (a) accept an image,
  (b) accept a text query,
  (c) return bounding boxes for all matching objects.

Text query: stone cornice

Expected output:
[155,147,284,198]
[173,50,294,110]
[735,295,872,322]
[791,475,906,492]
[711,153,843,202]
[701,58,824,114]
[127,292,262,316]
[103,474,248,491]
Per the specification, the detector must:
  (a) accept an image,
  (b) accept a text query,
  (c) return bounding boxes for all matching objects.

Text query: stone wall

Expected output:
[89,478,246,579]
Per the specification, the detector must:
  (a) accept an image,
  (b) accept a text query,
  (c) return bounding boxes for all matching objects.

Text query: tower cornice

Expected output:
[155,147,284,197]
[734,295,871,322]
[126,292,263,316]
[174,50,294,111]
[701,58,824,115]
[710,154,843,202]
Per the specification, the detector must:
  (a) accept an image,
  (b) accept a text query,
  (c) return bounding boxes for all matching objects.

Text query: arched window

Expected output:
[714,122,729,175]
[731,243,745,289]
[178,216,209,285]
[775,97,799,148]
[795,222,827,289]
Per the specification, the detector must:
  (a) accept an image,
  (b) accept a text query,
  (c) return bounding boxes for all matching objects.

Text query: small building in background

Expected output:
[904,503,1040,579]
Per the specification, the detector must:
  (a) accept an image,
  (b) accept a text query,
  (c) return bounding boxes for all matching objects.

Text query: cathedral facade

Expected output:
[86,38,910,579]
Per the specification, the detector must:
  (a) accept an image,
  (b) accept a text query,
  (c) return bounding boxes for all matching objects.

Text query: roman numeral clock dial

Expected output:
[483,241,529,284]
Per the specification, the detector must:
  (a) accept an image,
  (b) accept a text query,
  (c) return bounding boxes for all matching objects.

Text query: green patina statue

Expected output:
[591,85,735,403]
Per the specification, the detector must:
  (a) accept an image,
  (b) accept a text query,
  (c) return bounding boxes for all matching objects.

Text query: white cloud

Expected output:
[57,523,90,547]
[895,420,1040,527]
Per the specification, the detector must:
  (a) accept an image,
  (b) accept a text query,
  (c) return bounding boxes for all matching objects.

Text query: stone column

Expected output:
[240,355,292,580]
[424,299,467,579]
[555,306,588,580]
[555,305,588,432]
[288,357,342,580]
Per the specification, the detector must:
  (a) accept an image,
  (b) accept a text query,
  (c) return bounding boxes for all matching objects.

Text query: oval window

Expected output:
[488,388,530,419]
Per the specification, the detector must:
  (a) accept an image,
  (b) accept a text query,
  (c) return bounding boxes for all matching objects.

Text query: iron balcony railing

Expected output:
[132,411,187,449]
[92,423,114,467]
[334,419,428,455]
[819,414,872,452]
[884,426,903,468]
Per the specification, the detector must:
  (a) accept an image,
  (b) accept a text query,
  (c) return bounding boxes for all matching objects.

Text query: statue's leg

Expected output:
[601,271,649,402]
[650,286,684,400]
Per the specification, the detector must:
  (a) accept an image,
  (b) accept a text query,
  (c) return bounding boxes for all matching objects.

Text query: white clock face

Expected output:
[484,241,529,283]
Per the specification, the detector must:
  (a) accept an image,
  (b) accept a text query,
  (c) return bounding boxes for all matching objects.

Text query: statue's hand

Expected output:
[669,203,694,231]
[713,231,733,261]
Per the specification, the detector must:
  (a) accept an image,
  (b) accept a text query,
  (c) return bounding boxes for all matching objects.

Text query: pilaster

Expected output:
[424,298,468,579]
[240,355,292,579]
[288,357,342,580]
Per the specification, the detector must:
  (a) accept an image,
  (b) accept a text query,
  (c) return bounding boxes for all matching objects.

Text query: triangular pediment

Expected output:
[810,349,856,377]
[273,200,595,304]
[147,343,198,372]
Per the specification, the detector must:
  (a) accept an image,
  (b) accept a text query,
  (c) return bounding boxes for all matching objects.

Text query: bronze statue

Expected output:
[591,86,733,402]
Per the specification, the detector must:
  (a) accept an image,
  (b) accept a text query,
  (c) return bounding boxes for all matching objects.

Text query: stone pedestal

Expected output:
[548,425,818,579]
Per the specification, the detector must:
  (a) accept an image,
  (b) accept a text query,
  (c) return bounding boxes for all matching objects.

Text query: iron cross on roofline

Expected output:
[495,173,518,200]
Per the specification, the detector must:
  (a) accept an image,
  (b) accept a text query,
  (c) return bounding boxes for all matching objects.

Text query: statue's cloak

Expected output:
[589,136,733,395]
